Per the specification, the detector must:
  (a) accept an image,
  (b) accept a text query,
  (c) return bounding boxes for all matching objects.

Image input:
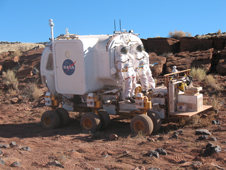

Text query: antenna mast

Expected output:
[119,19,121,31]
[49,19,54,42]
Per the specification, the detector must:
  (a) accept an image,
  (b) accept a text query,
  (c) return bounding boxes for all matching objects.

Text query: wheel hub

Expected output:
[134,120,145,132]
[83,118,93,130]
[43,116,51,127]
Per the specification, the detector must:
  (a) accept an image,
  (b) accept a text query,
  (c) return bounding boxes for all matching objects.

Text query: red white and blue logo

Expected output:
[62,59,76,76]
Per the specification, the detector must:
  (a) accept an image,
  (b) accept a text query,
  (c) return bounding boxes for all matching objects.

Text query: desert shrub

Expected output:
[190,67,206,82]
[205,75,222,90]
[2,70,18,90]
[22,82,42,101]
[169,30,192,39]
[217,29,221,36]
[179,115,201,127]
[8,88,17,95]
[210,95,220,110]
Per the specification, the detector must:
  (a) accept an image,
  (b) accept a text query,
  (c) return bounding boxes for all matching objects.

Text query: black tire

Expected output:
[98,110,110,129]
[41,110,60,129]
[130,114,153,136]
[147,110,162,133]
[56,108,70,127]
[80,112,101,132]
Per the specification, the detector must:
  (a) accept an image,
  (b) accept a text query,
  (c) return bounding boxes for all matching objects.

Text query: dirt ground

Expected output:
[0,74,226,170]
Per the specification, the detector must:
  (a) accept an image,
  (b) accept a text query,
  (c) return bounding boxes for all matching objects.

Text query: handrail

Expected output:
[164,69,191,77]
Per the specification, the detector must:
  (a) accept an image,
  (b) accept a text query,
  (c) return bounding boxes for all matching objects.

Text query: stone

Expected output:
[148,150,159,158]
[0,158,5,165]
[123,151,130,154]
[191,161,202,168]
[11,97,19,103]
[9,141,17,147]
[197,135,208,140]
[21,146,31,151]
[147,138,155,142]
[0,144,9,148]
[195,129,211,135]
[149,52,166,77]
[171,134,178,139]
[0,149,3,156]
[212,120,220,125]
[216,59,226,75]
[173,130,184,135]
[155,148,167,155]
[204,143,221,154]
[209,137,217,141]
[201,114,208,118]
[148,168,160,170]
[47,160,64,168]
[133,166,145,170]
[109,134,118,141]
[11,161,21,167]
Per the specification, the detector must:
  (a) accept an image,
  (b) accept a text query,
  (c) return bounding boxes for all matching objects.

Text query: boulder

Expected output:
[0,52,9,59]
[148,150,159,158]
[213,37,226,50]
[166,49,213,73]
[11,162,21,167]
[216,59,226,75]
[149,52,166,77]
[146,38,180,55]
[204,143,221,154]
[155,148,167,155]
[195,129,211,135]
[180,37,213,52]
[0,158,5,165]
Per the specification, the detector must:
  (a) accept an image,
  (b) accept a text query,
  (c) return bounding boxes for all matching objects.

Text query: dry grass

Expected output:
[2,70,18,90]
[169,30,192,39]
[205,75,222,90]
[210,95,220,110]
[190,67,206,82]
[0,43,45,53]
[22,82,43,101]
[179,114,214,128]
[179,115,201,127]
[8,88,17,95]
[217,29,221,36]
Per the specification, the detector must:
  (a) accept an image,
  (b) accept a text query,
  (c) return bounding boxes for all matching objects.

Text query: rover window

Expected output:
[46,53,53,70]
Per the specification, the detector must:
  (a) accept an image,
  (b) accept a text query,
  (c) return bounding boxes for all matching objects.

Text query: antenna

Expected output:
[113,19,122,34]
[119,19,121,31]
[49,19,54,42]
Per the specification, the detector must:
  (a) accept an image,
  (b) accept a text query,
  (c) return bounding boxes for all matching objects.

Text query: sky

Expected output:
[0,0,225,43]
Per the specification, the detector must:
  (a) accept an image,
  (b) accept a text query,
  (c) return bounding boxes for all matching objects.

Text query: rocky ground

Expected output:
[0,44,226,170]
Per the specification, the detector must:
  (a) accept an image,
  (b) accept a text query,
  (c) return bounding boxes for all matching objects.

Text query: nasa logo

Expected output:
[62,59,76,75]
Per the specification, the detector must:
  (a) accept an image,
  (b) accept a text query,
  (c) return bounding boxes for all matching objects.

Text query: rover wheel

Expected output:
[98,110,110,129]
[41,110,60,129]
[80,112,101,132]
[147,110,162,133]
[56,108,70,127]
[130,114,153,136]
